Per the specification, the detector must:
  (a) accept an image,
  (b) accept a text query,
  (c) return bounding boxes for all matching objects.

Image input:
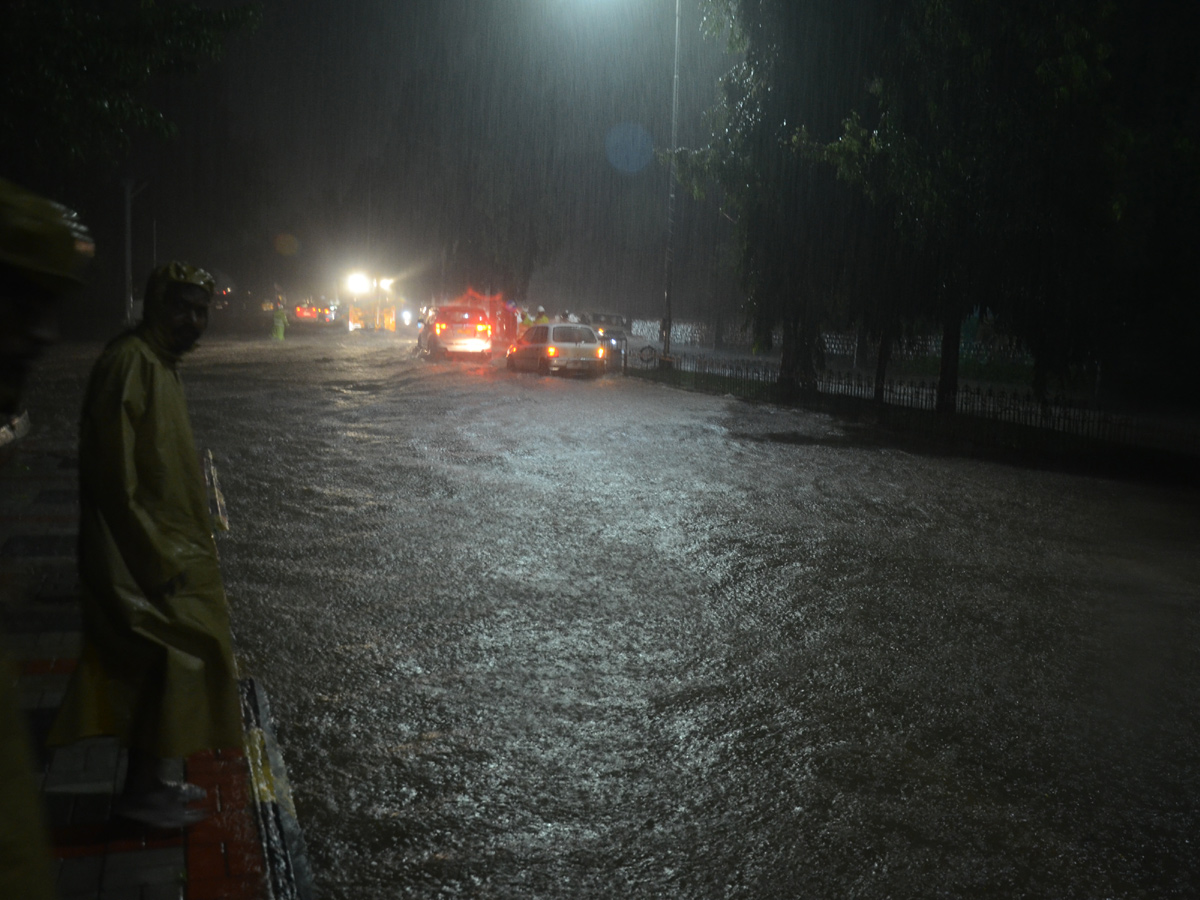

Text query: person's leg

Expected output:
[115,747,210,828]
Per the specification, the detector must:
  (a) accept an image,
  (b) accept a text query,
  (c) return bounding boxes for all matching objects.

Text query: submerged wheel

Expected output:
[538,358,550,376]
[506,355,516,371]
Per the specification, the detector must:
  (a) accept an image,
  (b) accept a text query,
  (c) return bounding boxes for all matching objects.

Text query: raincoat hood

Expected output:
[139,261,215,361]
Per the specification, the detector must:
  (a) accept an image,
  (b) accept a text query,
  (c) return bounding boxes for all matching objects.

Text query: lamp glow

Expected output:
[346,272,370,295]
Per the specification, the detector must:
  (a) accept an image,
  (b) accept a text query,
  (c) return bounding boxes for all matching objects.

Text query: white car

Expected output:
[505,324,606,376]
[422,306,493,360]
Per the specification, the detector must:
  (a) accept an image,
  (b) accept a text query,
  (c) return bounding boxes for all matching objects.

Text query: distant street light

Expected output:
[584,0,681,363]
[123,178,149,326]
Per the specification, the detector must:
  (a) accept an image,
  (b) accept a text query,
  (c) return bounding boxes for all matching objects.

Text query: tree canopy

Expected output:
[1,1,260,187]
[690,0,1200,408]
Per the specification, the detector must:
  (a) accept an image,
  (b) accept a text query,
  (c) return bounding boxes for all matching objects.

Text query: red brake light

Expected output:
[546,346,558,357]
[435,322,446,335]
[476,322,491,336]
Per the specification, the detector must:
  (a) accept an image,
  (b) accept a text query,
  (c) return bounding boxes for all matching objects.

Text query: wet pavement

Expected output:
[14,330,1200,899]
[2,358,311,900]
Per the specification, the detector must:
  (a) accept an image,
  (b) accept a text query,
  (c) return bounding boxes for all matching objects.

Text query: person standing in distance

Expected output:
[48,262,243,829]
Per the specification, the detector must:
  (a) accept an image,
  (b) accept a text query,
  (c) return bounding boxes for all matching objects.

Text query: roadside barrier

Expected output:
[624,349,1200,468]
[240,678,316,900]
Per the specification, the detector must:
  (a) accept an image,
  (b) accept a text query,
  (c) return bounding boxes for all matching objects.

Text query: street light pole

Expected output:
[660,0,681,366]
[122,178,150,326]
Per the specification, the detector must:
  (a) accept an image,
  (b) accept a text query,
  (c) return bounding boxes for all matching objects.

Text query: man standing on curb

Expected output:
[0,178,93,900]
[48,261,244,830]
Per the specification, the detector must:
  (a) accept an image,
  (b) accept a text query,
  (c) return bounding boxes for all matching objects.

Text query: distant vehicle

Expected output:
[505,323,606,376]
[345,301,395,332]
[421,305,493,360]
[579,312,630,368]
[292,302,337,324]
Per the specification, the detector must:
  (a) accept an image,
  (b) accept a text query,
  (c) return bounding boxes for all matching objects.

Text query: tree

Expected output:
[687,0,884,396]
[699,0,1174,411]
[861,0,1117,410]
[0,1,260,187]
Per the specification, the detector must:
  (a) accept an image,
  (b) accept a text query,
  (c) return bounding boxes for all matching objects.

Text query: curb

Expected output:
[240,678,317,900]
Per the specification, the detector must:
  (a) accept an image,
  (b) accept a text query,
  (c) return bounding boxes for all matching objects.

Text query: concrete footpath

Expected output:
[2,433,314,900]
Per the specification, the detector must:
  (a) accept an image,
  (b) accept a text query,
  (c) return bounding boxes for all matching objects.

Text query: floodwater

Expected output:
[26,332,1200,898]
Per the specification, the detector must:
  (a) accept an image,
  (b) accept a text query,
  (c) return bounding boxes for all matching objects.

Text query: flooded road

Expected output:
[27,332,1200,898]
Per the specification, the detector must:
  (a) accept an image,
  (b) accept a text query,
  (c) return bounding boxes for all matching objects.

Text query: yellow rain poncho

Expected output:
[49,314,242,758]
[0,652,56,900]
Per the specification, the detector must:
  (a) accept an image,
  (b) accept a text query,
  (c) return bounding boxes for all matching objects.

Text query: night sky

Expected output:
[88,0,735,326]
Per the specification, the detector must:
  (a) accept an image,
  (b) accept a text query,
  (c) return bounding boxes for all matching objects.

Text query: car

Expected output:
[580,312,630,367]
[292,302,337,324]
[506,323,606,376]
[421,305,493,359]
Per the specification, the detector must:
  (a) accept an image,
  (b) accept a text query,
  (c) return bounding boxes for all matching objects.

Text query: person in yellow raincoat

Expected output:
[272,301,288,340]
[48,261,243,829]
[0,178,93,900]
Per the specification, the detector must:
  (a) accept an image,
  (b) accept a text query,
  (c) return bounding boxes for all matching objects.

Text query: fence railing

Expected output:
[623,347,1199,458]
[629,323,1036,366]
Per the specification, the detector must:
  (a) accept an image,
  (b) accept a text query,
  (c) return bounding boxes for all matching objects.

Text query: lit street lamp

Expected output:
[346,271,371,296]
[660,0,681,367]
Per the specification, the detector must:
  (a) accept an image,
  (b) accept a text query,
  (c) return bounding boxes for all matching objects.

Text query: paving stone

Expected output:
[57,854,104,896]
[18,673,71,710]
[4,630,40,658]
[101,846,186,888]
[33,628,79,657]
[85,738,120,775]
[33,563,80,603]
[45,739,121,794]
[96,888,143,900]
[187,840,228,880]
[1,604,82,632]
[46,791,75,828]
[72,792,114,825]
[35,489,78,506]
[1,534,76,558]
[49,741,88,774]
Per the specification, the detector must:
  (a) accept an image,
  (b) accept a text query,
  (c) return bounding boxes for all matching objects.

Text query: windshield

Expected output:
[551,326,596,344]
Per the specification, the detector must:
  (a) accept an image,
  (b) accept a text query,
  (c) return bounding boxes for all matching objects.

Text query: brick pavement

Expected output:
[3,436,311,900]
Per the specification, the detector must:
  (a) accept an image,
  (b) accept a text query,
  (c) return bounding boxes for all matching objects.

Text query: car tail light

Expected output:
[476,322,491,336]
[546,346,558,358]
[435,322,446,335]
[596,347,605,359]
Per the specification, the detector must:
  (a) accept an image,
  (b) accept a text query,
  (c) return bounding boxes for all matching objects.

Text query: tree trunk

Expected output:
[1032,354,1048,405]
[856,326,870,372]
[874,326,893,403]
[936,314,961,415]
[777,320,801,402]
